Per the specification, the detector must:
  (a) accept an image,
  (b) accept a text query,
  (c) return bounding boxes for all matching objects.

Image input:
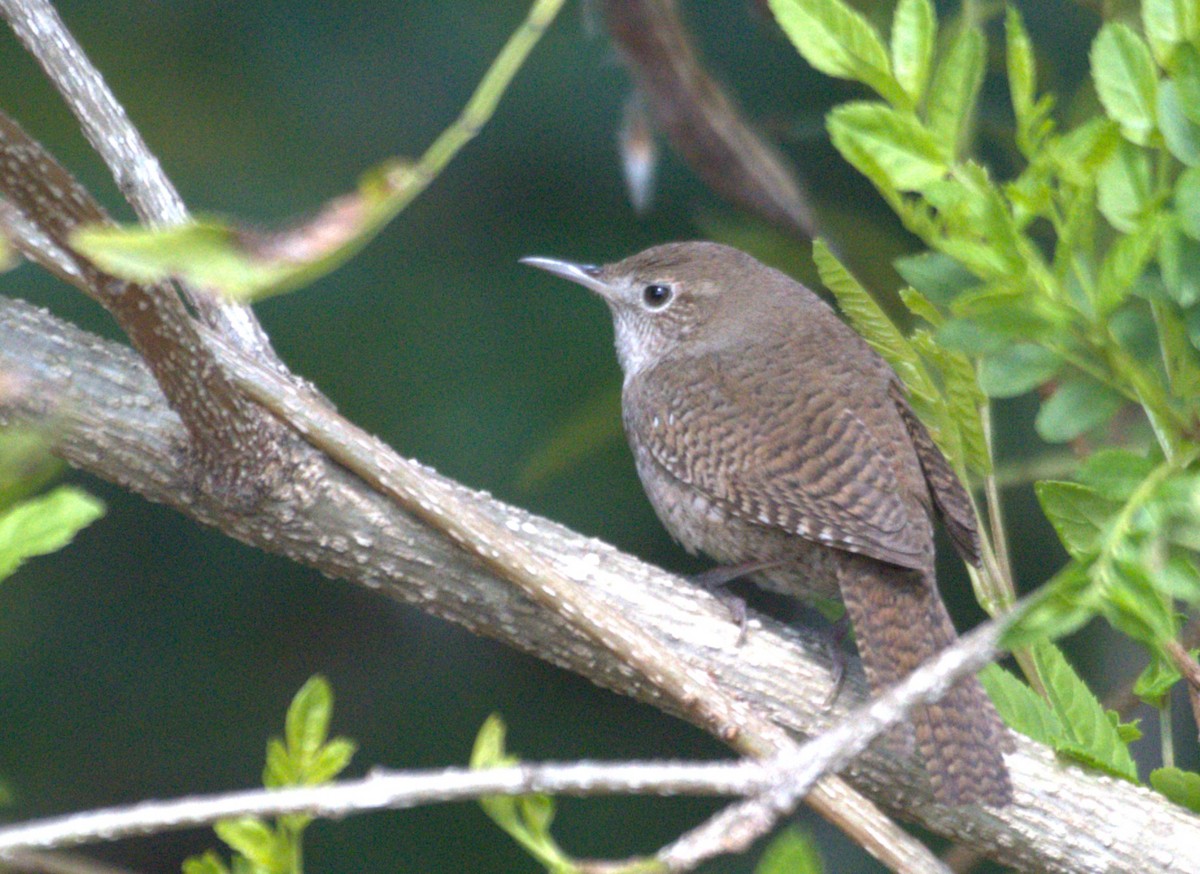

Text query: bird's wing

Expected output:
[889,381,981,567]
[625,353,932,570]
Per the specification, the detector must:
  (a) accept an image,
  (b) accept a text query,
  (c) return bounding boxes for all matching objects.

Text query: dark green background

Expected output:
[0,2,1184,872]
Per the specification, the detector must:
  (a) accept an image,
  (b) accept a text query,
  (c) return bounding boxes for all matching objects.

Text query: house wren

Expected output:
[522,242,1012,807]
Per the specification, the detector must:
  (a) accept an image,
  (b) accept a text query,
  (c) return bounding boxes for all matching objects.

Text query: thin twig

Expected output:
[656,614,1010,872]
[0,608,1009,870]
[1,851,142,874]
[0,0,270,351]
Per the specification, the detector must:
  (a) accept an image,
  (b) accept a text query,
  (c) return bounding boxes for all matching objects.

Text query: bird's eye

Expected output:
[642,284,673,309]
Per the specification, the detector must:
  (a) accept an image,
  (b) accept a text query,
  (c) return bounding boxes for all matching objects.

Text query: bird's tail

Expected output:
[838,553,1013,807]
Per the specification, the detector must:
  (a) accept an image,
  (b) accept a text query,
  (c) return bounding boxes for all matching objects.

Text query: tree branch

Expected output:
[0,113,289,501]
[0,0,273,358]
[2,294,1198,872]
[600,0,817,238]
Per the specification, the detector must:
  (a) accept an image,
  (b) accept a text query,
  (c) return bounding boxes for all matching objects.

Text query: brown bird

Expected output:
[522,241,1012,806]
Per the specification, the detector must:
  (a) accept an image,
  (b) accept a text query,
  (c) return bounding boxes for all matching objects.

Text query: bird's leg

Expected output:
[821,614,851,709]
[689,559,785,642]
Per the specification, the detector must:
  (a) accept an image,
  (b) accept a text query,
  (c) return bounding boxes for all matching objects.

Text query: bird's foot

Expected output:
[689,559,782,644]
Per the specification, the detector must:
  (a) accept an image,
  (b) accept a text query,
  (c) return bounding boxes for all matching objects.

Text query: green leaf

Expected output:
[1091,23,1160,146]
[926,23,986,155]
[1033,641,1139,781]
[1159,219,1200,306]
[1100,556,1179,645]
[1098,139,1153,232]
[893,251,979,304]
[1143,0,1199,67]
[1158,552,1200,599]
[182,851,232,874]
[1175,44,1200,126]
[1076,449,1157,501]
[0,429,65,513]
[979,343,1060,397]
[1008,4,1056,157]
[1005,561,1099,646]
[1176,166,1200,240]
[263,738,293,789]
[1034,376,1125,443]
[891,0,936,103]
[1111,711,1143,743]
[72,160,421,302]
[1049,118,1120,186]
[1006,7,1038,141]
[898,286,942,325]
[977,664,1063,746]
[1158,80,1200,166]
[768,0,905,105]
[1035,481,1120,560]
[755,826,824,874]
[285,675,333,767]
[471,713,514,769]
[0,486,105,583]
[307,737,357,784]
[471,715,573,872]
[937,317,1012,355]
[1134,654,1181,706]
[1097,213,1165,313]
[827,101,948,192]
[214,817,281,869]
[911,330,990,474]
[1151,767,1200,813]
[813,240,937,405]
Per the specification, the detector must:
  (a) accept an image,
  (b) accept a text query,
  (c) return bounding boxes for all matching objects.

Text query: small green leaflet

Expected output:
[471,714,575,873]
[0,486,105,583]
[1151,767,1200,813]
[73,161,421,302]
[890,0,935,104]
[768,0,907,107]
[1091,23,1159,147]
[755,826,824,874]
[828,101,948,193]
[1033,642,1139,781]
[925,23,985,155]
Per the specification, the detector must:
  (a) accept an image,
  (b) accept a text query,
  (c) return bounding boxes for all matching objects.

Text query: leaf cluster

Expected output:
[183,676,356,874]
[772,0,1200,800]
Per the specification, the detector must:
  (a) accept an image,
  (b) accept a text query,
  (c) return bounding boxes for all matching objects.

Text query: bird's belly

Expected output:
[632,448,842,601]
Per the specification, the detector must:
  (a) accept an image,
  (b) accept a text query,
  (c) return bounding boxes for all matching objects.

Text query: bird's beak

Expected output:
[519,256,615,300]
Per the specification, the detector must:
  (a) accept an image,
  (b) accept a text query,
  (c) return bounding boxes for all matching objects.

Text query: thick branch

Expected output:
[0,113,288,500]
[2,295,1199,872]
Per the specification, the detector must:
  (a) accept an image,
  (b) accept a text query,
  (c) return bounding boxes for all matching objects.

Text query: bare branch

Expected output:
[658,616,1008,871]
[0,196,83,288]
